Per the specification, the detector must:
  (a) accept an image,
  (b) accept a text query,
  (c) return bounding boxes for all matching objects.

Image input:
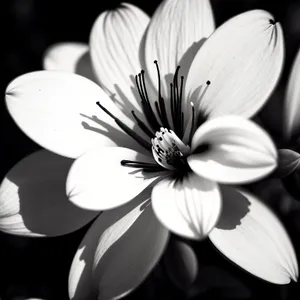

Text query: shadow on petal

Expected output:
[69,189,169,300]
[179,38,206,81]
[216,186,250,230]
[0,150,98,237]
[75,51,98,83]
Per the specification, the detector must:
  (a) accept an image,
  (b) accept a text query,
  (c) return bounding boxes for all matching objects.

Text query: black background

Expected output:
[1,0,300,299]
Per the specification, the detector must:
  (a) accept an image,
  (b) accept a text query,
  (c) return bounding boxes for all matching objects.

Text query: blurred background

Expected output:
[1,0,300,299]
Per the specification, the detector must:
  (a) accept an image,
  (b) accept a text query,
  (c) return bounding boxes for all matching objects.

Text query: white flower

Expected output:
[2,1,298,299]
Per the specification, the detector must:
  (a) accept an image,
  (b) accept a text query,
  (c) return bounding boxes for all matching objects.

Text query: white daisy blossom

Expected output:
[2,1,298,299]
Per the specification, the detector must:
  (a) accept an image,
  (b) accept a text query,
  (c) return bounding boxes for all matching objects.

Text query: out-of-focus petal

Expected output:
[68,189,169,300]
[164,238,198,291]
[0,150,98,237]
[276,149,300,177]
[284,47,300,139]
[209,187,298,284]
[188,116,277,184]
[151,173,221,240]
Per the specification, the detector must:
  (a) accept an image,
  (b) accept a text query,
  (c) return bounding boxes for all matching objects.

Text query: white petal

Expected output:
[0,150,98,237]
[43,42,96,82]
[144,0,215,98]
[151,173,221,240]
[185,10,284,119]
[188,116,277,184]
[44,42,88,72]
[68,190,169,300]
[67,146,167,211]
[6,71,146,159]
[90,3,150,116]
[284,47,300,139]
[209,187,298,284]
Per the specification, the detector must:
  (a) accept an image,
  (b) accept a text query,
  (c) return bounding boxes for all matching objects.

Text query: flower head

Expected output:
[2,1,298,299]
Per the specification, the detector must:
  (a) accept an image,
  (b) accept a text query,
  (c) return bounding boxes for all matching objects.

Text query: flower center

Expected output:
[94,61,210,175]
[152,127,190,170]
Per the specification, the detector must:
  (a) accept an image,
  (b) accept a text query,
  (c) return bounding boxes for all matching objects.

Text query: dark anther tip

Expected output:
[269,19,276,25]
[206,80,211,85]
[154,60,158,64]
[141,69,145,73]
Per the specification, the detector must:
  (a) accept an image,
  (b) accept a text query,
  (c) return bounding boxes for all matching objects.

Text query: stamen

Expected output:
[153,61,170,129]
[140,70,150,103]
[96,101,152,151]
[131,110,154,138]
[158,97,170,128]
[121,159,164,172]
[170,82,175,125]
[151,128,190,171]
[138,74,148,105]
[154,60,162,101]
[135,73,161,132]
[154,101,163,123]
[189,102,195,144]
[135,74,146,102]
[195,80,210,128]
[169,66,185,138]
[174,66,180,109]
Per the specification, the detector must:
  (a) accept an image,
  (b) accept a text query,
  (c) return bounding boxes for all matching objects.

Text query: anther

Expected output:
[269,19,276,25]
[151,128,190,170]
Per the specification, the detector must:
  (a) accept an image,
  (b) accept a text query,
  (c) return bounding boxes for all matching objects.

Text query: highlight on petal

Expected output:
[68,189,169,300]
[144,0,215,97]
[185,10,284,119]
[151,173,221,240]
[67,146,166,211]
[276,149,300,178]
[6,71,145,159]
[0,150,98,237]
[188,116,277,184]
[209,187,298,284]
[284,47,300,139]
[90,3,150,116]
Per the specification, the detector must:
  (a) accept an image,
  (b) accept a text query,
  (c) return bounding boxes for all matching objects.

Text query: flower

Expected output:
[2,1,298,299]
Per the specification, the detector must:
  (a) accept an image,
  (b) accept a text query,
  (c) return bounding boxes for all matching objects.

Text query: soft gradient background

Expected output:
[1,0,300,299]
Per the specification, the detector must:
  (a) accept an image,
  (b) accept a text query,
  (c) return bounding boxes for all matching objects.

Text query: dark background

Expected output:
[1,0,300,299]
